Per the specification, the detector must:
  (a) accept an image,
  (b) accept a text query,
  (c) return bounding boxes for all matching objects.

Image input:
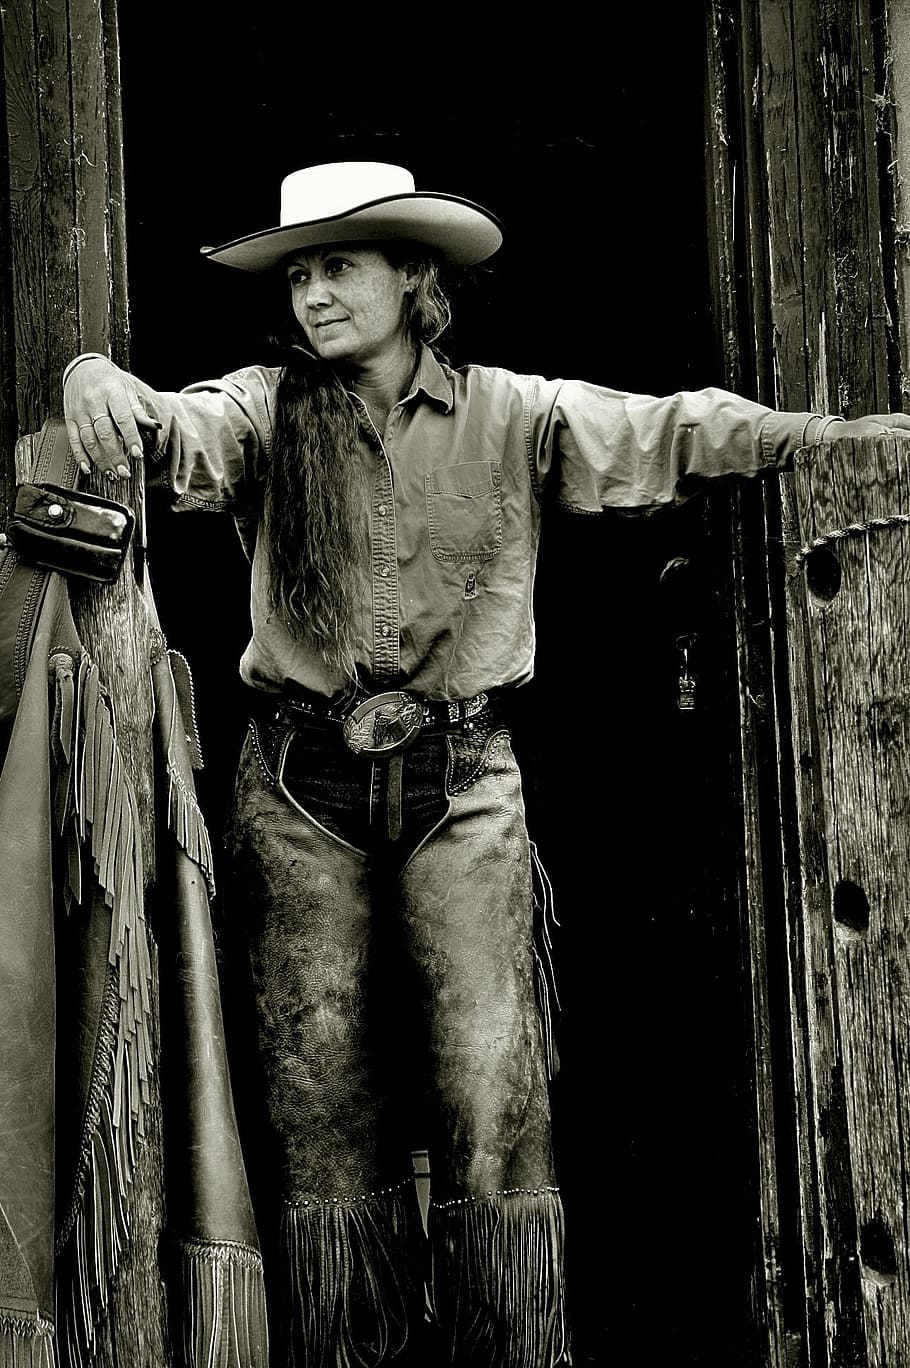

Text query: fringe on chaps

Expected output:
[430,1188,571,1368]
[277,1187,570,1367]
[179,1240,269,1368]
[279,1187,420,1367]
[0,1317,55,1368]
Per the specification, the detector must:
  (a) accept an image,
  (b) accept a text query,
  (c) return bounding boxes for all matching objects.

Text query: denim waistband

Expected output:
[246,694,512,861]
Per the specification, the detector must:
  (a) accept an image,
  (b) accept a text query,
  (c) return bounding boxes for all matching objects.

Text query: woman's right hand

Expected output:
[63,356,160,481]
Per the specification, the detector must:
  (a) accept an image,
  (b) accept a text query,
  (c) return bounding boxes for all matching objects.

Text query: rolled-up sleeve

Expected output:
[528,377,818,512]
[143,366,277,510]
[63,355,278,510]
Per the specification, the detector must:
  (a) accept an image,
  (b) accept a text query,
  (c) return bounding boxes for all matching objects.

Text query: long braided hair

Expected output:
[263,245,452,681]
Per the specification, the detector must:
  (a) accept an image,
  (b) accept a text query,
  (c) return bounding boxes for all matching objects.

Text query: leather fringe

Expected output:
[530,842,561,1080]
[49,651,153,1365]
[180,1241,268,1368]
[154,641,214,892]
[280,1188,416,1367]
[55,1089,132,1367]
[166,762,215,896]
[166,650,204,770]
[429,1189,571,1368]
[0,1316,55,1368]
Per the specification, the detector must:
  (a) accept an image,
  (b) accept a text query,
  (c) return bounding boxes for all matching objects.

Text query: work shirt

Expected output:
[66,347,820,702]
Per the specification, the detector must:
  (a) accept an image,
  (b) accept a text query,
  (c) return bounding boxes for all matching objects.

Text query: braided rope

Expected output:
[794,512,910,569]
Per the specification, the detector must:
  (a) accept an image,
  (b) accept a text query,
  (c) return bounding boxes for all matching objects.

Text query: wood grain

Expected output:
[791,433,910,1363]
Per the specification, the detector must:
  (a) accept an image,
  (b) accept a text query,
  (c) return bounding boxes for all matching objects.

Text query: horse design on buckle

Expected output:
[342,691,425,757]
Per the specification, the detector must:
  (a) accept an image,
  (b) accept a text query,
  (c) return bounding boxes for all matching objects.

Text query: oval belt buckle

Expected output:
[342,691,424,758]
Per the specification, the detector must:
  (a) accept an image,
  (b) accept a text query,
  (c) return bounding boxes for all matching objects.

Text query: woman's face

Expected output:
[285,244,415,369]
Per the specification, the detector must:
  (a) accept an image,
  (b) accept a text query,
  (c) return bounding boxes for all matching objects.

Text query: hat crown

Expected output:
[279,162,416,227]
[205,160,501,271]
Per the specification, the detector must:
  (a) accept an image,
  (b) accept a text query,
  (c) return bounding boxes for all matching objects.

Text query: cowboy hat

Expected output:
[201,161,503,272]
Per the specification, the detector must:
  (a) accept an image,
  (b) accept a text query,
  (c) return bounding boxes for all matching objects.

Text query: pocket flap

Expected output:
[425,462,496,498]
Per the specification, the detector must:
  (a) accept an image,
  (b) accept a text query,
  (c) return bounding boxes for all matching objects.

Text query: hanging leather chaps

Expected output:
[224,701,571,1367]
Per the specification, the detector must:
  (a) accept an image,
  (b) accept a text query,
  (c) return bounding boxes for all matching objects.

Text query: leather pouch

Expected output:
[6,482,135,583]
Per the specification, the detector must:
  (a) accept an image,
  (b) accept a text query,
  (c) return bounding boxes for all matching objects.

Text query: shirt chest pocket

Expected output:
[424,461,503,563]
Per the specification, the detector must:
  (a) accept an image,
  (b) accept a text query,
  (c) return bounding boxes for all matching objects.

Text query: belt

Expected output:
[257,687,493,760]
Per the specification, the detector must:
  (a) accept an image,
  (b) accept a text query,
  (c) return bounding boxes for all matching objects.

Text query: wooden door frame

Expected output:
[707,2,907,1363]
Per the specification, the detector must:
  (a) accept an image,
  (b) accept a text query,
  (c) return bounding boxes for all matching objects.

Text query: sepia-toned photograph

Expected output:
[1,3,909,1365]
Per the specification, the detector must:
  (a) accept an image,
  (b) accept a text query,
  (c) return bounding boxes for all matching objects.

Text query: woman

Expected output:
[63,160,910,1368]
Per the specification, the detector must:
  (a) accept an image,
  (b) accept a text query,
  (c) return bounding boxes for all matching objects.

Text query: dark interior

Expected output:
[119,8,765,1363]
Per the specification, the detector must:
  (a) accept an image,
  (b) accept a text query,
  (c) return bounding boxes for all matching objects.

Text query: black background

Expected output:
[119,8,764,1363]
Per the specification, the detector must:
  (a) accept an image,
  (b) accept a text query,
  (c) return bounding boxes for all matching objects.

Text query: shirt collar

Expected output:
[405,345,454,413]
[298,339,454,413]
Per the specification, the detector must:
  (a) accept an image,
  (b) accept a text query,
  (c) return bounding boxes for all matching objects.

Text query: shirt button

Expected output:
[378,565,390,578]
[377,503,388,517]
[380,624,392,638]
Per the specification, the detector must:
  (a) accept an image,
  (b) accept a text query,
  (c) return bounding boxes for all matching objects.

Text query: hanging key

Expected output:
[676,633,697,713]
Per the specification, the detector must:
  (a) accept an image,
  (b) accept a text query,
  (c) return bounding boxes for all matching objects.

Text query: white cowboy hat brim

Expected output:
[201,192,503,272]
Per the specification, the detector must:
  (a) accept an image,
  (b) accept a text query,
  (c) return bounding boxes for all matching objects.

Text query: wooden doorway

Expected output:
[118,7,765,1364]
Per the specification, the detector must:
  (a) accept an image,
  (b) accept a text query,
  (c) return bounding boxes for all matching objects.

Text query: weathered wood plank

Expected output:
[756,0,811,410]
[819,9,890,414]
[889,3,910,408]
[0,25,19,517]
[4,0,49,428]
[100,0,128,368]
[791,433,910,1363]
[34,0,80,390]
[784,0,835,415]
[752,28,842,1349]
[766,0,880,1346]
[729,482,793,1366]
[746,9,824,1348]
[68,0,113,358]
[782,468,868,1368]
[704,11,798,1364]
[704,2,743,396]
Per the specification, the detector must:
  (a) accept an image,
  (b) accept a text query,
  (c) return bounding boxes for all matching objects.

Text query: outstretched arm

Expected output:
[527,378,910,513]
